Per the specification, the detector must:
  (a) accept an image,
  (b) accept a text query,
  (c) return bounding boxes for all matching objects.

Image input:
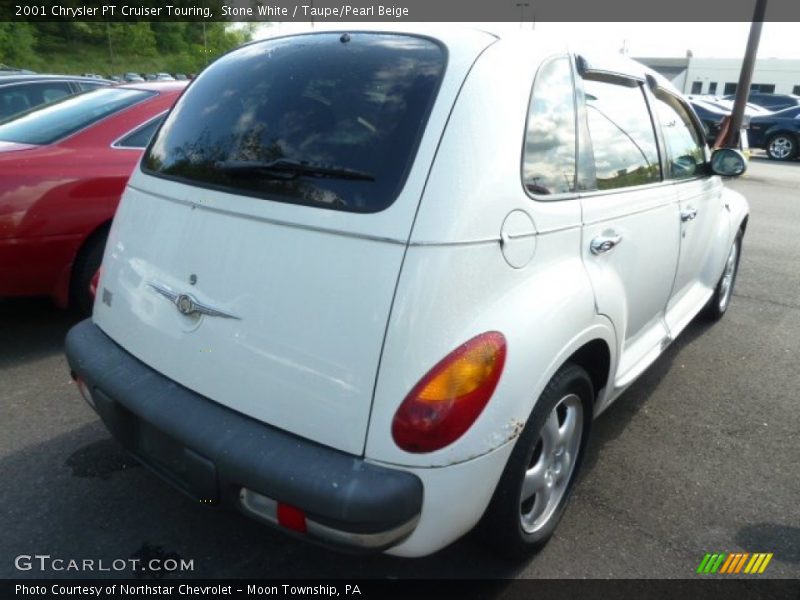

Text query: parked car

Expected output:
[723,92,800,112]
[0,64,36,75]
[687,98,756,152]
[688,98,730,143]
[0,74,112,120]
[0,81,186,313]
[747,106,800,160]
[123,72,145,83]
[65,30,748,559]
[174,73,188,81]
[710,99,771,116]
[155,72,175,81]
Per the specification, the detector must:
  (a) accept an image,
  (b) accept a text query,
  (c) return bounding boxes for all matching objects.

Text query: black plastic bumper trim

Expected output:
[65,319,423,537]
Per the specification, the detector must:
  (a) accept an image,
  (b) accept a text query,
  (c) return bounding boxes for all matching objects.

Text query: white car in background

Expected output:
[66,27,749,558]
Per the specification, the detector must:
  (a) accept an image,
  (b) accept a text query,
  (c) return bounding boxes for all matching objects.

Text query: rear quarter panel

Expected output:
[366,236,615,468]
[365,37,617,468]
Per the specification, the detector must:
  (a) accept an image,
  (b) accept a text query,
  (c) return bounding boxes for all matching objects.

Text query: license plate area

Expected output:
[136,422,219,504]
[93,388,219,504]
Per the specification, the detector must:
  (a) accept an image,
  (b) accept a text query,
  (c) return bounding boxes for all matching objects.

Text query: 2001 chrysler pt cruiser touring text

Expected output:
[65,27,749,558]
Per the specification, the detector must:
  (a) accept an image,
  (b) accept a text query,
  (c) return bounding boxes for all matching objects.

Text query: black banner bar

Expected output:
[3,0,800,22]
[4,579,800,600]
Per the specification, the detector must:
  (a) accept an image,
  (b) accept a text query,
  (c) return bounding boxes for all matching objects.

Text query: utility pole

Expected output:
[721,0,767,148]
[106,22,114,73]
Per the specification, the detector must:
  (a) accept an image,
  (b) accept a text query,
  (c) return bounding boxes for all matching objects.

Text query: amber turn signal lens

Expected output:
[392,332,506,453]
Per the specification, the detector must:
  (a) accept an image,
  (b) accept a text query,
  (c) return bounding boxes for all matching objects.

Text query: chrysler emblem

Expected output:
[176,294,195,315]
[147,282,240,320]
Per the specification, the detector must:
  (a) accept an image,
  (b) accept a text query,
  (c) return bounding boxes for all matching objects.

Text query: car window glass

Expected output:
[144,34,446,214]
[583,79,661,190]
[522,56,577,196]
[78,82,106,92]
[0,88,153,144]
[655,94,705,180]
[41,86,70,103]
[0,90,31,119]
[116,115,165,148]
[27,82,72,105]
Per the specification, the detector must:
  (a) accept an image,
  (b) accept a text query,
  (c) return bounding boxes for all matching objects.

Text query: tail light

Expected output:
[89,266,102,300]
[392,332,506,453]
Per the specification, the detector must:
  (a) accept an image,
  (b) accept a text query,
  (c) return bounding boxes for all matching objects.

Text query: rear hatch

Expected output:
[93,30,494,455]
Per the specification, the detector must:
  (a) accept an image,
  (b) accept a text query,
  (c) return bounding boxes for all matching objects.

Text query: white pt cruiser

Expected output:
[66,28,749,558]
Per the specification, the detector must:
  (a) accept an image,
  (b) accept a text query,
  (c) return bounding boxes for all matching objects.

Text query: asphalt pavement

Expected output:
[1,157,799,580]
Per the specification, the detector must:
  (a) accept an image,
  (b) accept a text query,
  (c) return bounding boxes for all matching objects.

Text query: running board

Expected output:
[614,334,672,390]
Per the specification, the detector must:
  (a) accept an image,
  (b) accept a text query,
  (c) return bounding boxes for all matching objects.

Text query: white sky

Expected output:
[253,22,800,59]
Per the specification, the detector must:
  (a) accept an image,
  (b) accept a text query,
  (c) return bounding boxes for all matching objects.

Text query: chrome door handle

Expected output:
[590,233,623,255]
[681,207,698,222]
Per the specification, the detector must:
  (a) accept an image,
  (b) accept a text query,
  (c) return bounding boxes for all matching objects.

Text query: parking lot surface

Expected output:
[1,157,799,580]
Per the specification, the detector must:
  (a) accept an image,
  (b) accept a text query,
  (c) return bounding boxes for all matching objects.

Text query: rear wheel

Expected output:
[766,133,797,161]
[478,363,593,558]
[70,228,108,315]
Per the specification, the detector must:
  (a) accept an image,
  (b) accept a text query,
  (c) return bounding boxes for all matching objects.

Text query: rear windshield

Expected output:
[143,33,446,213]
[0,88,154,145]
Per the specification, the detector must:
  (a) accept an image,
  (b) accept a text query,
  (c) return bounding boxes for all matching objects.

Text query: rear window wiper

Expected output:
[214,158,375,181]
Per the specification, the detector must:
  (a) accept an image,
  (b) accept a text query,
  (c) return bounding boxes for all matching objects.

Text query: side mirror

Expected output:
[710,148,747,177]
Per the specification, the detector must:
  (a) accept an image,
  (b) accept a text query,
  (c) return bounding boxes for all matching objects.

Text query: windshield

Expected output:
[143,33,446,213]
[0,87,154,145]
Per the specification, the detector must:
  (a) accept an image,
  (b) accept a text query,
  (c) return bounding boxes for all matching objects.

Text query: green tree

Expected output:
[0,22,37,67]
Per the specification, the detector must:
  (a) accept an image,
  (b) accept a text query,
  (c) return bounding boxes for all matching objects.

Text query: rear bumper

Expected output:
[65,319,423,552]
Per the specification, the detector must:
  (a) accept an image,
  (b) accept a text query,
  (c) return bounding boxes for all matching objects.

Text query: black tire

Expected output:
[703,231,742,321]
[765,133,797,161]
[69,228,108,315]
[477,363,593,559]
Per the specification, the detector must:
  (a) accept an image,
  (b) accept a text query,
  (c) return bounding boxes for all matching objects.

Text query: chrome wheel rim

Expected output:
[769,136,793,159]
[718,241,738,312]
[520,394,583,534]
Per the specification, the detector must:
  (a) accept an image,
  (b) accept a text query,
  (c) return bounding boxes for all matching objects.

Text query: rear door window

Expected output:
[583,79,661,190]
[143,33,446,213]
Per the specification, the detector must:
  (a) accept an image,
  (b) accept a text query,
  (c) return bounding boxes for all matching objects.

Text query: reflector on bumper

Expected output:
[239,488,419,551]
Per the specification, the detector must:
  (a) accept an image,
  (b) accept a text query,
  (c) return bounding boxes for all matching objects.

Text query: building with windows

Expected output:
[634,56,800,96]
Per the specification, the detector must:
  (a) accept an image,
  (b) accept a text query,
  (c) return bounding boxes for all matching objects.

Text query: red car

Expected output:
[0,81,186,312]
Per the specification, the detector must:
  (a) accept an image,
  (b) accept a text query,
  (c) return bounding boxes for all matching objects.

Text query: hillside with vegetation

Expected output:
[0,22,255,76]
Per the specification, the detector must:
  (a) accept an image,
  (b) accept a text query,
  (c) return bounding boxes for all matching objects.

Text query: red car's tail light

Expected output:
[392,332,507,453]
[89,266,102,300]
